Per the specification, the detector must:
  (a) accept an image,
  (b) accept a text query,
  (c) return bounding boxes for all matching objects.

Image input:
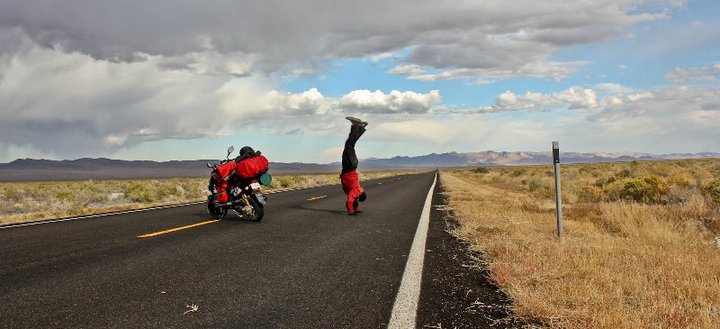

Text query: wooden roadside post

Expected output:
[552,141,563,238]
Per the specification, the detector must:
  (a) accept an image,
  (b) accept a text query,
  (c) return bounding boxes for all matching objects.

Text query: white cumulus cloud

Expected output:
[464,87,600,113]
[339,90,441,114]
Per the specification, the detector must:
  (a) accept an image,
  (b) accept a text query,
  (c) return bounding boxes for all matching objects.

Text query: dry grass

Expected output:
[442,159,720,328]
[0,170,417,224]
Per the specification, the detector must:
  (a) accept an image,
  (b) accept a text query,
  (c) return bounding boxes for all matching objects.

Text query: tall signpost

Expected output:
[552,141,563,238]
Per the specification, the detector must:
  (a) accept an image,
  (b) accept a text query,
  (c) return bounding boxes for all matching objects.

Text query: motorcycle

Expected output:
[206,146,271,221]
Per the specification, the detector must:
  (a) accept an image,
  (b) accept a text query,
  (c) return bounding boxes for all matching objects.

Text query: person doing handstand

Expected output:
[340,117,368,215]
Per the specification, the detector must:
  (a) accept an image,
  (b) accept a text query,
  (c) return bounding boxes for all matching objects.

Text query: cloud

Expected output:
[0,32,443,158]
[665,64,720,83]
[339,89,441,114]
[261,88,331,117]
[455,86,600,114]
[390,61,588,82]
[368,52,396,62]
[594,83,634,94]
[567,86,720,153]
[388,65,425,76]
[0,31,277,158]
[366,84,720,155]
[537,88,596,110]
[436,83,720,153]
[463,82,719,122]
[254,88,443,118]
[0,0,669,79]
[589,87,719,121]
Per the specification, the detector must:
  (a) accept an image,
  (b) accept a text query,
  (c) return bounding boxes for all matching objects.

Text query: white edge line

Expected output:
[388,171,437,329]
[0,183,338,230]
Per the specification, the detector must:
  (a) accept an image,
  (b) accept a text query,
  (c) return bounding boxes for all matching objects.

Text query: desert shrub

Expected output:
[667,171,694,187]
[676,160,693,168]
[527,179,543,192]
[703,180,720,203]
[83,192,110,205]
[56,191,75,203]
[124,183,155,203]
[134,191,155,203]
[594,178,607,187]
[615,168,634,179]
[471,167,490,174]
[578,185,603,203]
[71,181,109,205]
[3,188,23,203]
[155,184,179,200]
[19,187,38,200]
[527,179,553,198]
[271,176,301,188]
[607,175,670,203]
[179,181,205,197]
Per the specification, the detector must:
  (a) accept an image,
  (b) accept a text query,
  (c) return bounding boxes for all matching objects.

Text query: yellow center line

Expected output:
[307,195,328,201]
[137,220,220,238]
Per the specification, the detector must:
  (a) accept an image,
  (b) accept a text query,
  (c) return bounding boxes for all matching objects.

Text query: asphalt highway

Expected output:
[0,172,440,329]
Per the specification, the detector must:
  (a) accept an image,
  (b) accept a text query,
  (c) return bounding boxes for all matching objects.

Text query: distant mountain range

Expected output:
[361,151,720,167]
[1,151,718,181]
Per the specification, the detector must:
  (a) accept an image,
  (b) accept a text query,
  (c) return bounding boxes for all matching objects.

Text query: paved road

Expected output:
[0,172,438,328]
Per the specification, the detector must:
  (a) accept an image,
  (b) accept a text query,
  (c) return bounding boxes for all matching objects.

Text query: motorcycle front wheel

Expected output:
[207,196,227,220]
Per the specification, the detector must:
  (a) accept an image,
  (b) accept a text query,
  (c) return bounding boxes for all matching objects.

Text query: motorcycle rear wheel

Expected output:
[246,195,264,221]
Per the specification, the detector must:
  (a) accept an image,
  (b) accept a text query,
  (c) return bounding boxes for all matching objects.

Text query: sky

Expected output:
[0,0,719,163]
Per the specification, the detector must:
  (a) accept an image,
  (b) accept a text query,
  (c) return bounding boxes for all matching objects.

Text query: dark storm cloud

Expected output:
[0,0,665,73]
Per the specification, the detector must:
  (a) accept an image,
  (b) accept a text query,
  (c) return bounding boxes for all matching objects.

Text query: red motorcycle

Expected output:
[206,146,271,220]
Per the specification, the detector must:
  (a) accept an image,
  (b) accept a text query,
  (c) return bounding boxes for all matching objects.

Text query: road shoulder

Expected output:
[417,180,528,328]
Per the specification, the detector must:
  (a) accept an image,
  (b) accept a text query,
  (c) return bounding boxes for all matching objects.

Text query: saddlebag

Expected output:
[236,155,269,180]
[214,161,237,202]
